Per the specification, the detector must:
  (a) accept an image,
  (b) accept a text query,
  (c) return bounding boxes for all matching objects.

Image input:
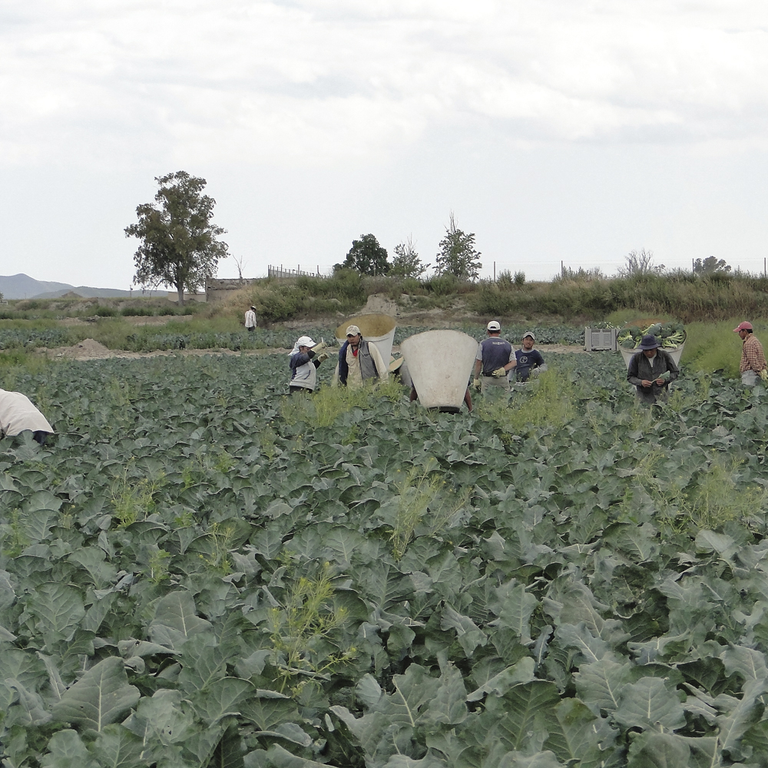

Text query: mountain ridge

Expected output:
[0,273,165,299]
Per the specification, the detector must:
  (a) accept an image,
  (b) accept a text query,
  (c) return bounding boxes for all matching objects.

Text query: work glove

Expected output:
[312,339,327,354]
[316,353,329,363]
[760,369,768,382]
[492,367,507,377]
[473,378,481,391]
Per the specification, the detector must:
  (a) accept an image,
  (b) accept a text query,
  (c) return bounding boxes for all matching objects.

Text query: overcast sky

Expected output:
[2,0,768,288]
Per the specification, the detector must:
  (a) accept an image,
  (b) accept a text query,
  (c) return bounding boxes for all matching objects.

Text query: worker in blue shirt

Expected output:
[513,331,547,382]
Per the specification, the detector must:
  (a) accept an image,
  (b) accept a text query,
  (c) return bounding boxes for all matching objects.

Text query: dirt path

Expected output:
[45,338,588,361]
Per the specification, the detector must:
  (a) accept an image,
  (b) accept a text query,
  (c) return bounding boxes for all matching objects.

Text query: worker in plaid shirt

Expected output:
[734,321,768,386]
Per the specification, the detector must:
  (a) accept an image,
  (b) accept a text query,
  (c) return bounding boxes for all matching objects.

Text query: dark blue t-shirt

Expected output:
[477,337,513,374]
[515,349,545,381]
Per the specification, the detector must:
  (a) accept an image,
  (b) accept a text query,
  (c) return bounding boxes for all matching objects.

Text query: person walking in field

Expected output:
[734,321,768,386]
[0,389,54,445]
[244,306,257,332]
[627,335,679,404]
[288,336,328,394]
[473,321,516,394]
[513,331,547,382]
[338,325,387,388]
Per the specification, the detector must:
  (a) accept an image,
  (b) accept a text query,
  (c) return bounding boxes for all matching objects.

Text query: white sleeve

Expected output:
[370,344,388,381]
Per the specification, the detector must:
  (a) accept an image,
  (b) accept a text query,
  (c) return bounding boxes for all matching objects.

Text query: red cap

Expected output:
[734,321,753,332]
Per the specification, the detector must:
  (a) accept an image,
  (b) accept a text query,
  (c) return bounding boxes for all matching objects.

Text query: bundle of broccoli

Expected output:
[618,321,686,350]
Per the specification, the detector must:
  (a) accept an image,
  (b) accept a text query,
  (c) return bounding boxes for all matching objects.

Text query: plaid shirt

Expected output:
[740,334,767,373]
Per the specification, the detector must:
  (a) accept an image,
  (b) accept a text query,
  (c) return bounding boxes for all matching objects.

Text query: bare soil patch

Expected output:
[46,338,284,361]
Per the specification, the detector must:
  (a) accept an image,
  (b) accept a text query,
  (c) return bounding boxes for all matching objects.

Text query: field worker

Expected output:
[0,389,54,445]
[734,321,768,386]
[514,331,547,382]
[338,325,387,388]
[289,336,328,394]
[244,306,257,332]
[627,334,679,404]
[473,321,515,393]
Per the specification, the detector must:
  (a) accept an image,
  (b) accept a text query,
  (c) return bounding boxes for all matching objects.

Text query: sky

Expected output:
[2,0,768,289]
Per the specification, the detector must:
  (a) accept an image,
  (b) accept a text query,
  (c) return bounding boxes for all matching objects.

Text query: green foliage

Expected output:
[694,255,732,276]
[390,238,428,279]
[477,366,576,433]
[110,468,161,527]
[125,170,229,303]
[4,351,768,765]
[679,319,745,377]
[424,273,459,296]
[338,233,390,276]
[680,456,767,530]
[617,248,664,277]
[435,213,482,280]
[250,272,366,323]
[389,457,469,560]
[268,563,354,695]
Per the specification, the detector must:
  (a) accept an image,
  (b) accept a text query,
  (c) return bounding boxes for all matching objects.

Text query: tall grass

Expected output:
[469,272,768,322]
[476,367,577,434]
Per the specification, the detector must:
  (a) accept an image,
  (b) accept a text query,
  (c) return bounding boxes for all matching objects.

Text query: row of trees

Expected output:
[124,172,733,305]
[335,213,482,281]
[614,249,732,278]
[125,173,484,303]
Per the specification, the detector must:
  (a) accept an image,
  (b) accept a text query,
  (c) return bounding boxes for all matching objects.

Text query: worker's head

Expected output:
[639,334,660,357]
[486,320,501,335]
[346,325,361,347]
[734,321,753,340]
[522,331,535,350]
[296,335,315,352]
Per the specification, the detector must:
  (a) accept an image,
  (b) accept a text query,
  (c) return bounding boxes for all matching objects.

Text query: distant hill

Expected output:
[0,274,166,300]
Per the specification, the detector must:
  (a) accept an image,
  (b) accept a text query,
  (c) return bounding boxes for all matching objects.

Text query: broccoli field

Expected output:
[4,351,768,766]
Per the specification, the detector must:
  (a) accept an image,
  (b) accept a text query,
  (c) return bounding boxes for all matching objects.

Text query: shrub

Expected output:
[120,306,155,317]
[425,274,459,296]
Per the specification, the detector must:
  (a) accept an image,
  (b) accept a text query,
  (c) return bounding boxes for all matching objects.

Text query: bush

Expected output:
[94,306,117,317]
[425,274,459,296]
[400,278,425,295]
[469,286,516,316]
[496,271,515,289]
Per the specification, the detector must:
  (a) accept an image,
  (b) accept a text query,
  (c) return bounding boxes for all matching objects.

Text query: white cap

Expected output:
[346,325,361,336]
[297,335,315,347]
[522,331,535,341]
[487,321,501,332]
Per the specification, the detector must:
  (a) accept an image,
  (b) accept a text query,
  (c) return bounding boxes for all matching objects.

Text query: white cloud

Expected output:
[3,0,768,171]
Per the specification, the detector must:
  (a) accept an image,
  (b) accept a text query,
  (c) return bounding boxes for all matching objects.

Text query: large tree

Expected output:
[435,213,482,280]
[125,171,229,304]
[338,234,390,276]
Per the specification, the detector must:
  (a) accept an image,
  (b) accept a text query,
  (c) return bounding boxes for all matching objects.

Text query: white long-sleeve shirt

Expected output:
[0,390,54,437]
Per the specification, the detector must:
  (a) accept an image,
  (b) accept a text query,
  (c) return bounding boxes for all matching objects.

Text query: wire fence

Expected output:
[267,265,328,279]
